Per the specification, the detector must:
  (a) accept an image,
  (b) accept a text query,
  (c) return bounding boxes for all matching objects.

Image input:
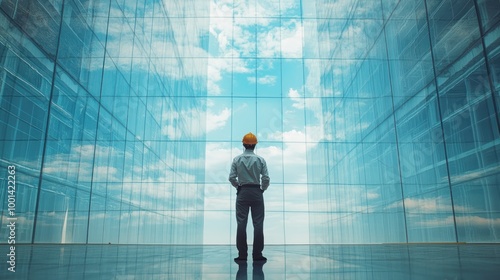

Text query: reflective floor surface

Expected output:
[1,244,499,279]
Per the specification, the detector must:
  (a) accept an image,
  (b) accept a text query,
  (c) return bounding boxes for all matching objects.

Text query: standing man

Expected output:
[229,132,270,262]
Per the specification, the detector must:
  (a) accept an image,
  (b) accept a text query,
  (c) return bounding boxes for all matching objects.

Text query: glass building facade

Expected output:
[0,0,499,246]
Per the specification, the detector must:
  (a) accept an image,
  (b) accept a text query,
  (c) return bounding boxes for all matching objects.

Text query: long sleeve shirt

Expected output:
[229,149,270,191]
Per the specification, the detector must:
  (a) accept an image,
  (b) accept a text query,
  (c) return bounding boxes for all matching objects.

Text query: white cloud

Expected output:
[163,102,235,139]
[406,198,449,213]
[247,75,277,85]
[207,107,231,132]
[38,141,204,210]
[268,127,328,148]
[207,1,306,96]
[457,215,500,226]
[207,56,253,95]
[255,19,303,58]
[204,143,240,183]
[449,165,500,185]
[387,197,451,213]
[388,197,474,214]
[288,88,304,109]
[367,192,380,200]
[280,20,304,58]
[415,215,500,228]
[41,144,131,182]
[162,99,231,139]
[276,129,305,144]
[88,1,213,93]
[207,58,227,95]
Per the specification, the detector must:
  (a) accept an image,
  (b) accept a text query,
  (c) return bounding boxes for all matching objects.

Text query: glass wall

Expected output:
[1,0,499,245]
[306,0,500,243]
[0,0,208,244]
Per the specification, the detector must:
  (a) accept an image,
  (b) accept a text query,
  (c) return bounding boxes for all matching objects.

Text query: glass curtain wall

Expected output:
[1,0,499,246]
[307,0,500,244]
[0,0,208,244]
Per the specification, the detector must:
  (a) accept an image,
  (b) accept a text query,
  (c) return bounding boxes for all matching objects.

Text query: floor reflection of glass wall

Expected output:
[0,0,208,244]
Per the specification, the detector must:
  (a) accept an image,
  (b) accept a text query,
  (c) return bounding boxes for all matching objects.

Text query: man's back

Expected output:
[229,150,269,189]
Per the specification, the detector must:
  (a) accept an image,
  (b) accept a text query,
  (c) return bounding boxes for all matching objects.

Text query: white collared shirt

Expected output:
[229,149,270,190]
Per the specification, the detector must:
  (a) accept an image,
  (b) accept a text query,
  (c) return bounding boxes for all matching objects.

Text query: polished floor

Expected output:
[1,244,499,279]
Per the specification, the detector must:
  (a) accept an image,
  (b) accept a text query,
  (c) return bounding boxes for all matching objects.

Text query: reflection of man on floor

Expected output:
[236,261,265,280]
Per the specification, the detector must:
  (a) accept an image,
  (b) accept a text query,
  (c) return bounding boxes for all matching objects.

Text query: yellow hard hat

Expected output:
[242,132,258,144]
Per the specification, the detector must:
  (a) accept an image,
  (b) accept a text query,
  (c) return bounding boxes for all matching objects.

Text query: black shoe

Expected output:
[234,257,247,262]
[253,256,267,262]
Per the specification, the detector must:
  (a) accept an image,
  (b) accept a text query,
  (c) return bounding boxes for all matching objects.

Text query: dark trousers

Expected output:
[236,186,265,258]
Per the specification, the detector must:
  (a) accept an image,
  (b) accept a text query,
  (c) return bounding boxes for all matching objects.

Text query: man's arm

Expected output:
[260,159,270,191]
[228,160,239,188]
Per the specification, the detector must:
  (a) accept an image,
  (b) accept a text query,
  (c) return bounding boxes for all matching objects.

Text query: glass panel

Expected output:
[427,0,480,75]
[476,0,500,31]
